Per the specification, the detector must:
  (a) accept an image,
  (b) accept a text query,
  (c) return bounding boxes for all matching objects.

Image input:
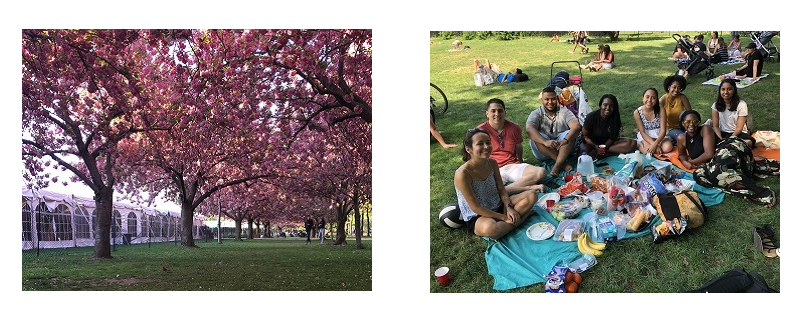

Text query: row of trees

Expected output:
[22,29,372,258]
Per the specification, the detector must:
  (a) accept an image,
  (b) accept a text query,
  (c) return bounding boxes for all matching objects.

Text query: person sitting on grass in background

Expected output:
[728,34,742,58]
[711,79,755,147]
[580,94,636,160]
[734,42,764,80]
[634,87,673,156]
[582,44,613,72]
[476,98,546,194]
[706,31,721,57]
[454,128,538,241]
[677,110,778,208]
[526,86,581,177]
[709,36,729,64]
[550,34,560,42]
[659,74,693,145]
[672,42,689,60]
[451,40,462,51]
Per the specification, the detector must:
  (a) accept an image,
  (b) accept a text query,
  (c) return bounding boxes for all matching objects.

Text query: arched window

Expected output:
[53,204,73,241]
[112,210,122,238]
[151,214,161,238]
[35,203,55,241]
[141,214,150,238]
[127,212,138,236]
[74,207,91,239]
[22,201,33,242]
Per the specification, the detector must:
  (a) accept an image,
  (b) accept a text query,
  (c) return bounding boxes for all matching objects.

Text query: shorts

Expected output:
[464,204,504,235]
[529,130,571,160]
[499,163,529,184]
[601,62,614,70]
[666,128,685,145]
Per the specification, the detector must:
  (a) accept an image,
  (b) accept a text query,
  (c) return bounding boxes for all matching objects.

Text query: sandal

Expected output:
[753,225,779,258]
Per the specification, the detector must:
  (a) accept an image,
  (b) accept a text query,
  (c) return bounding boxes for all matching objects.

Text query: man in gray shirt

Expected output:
[525,86,582,177]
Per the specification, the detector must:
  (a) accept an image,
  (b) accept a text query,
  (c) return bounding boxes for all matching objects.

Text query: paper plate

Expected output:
[536,192,561,210]
[527,222,556,241]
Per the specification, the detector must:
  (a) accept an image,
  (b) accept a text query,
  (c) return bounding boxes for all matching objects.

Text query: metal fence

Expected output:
[22,205,202,258]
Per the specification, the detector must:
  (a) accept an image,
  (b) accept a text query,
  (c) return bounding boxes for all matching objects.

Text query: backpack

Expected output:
[547,71,570,89]
[652,190,707,229]
[688,268,778,293]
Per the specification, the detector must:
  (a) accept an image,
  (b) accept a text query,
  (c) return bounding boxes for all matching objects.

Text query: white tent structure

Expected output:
[22,187,205,250]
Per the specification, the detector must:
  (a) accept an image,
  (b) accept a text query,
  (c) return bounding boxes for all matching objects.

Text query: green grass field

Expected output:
[22,238,372,291]
[430,31,780,292]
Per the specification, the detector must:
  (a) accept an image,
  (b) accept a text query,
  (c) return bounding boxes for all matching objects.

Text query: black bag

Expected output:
[688,268,777,293]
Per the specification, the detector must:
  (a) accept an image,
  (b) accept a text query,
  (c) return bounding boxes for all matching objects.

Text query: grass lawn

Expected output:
[22,238,372,291]
[430,31,780,292]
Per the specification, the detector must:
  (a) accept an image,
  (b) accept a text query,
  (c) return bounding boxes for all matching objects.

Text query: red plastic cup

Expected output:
[434,267,451,286]
[598,145,606,156]
[546,200,556,211]
[564,174,574,182]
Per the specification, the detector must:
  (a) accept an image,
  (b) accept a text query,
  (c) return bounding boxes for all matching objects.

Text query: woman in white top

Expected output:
[633,88,673,155]
[454,128,537,241]
[711,79,755,147]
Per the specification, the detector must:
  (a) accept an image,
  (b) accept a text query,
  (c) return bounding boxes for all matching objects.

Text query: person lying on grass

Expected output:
[525,86,581,177]
[454,128,538,241]
[676,110,778,208]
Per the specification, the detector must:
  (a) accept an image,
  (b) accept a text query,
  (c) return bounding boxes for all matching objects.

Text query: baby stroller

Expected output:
[750,31,779,62]
[673,34,715,80]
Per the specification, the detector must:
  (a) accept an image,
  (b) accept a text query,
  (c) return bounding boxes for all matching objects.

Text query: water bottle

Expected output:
[577,152,594,179]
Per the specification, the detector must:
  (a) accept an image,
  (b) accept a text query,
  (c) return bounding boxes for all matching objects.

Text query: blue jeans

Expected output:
[319,228,325,243]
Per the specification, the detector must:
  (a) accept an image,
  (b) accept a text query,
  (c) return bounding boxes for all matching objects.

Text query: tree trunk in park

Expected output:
[353,189,364,249]
[234,217,244,241]
[180,203,197,247]
[246,216,255,239]
[333,201,350,245]
[265,220,271,238]
[92,186,115,259]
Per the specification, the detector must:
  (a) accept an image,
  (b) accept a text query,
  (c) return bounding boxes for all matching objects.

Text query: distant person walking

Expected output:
[318,218,326,244]
[304,218,314,244]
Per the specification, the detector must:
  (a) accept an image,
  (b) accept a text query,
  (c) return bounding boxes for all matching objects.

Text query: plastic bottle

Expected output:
[577,152,594,179]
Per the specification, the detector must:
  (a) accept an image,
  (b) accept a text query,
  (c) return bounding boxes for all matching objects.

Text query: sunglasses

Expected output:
[682,120,700,126]
[498,132,504,149]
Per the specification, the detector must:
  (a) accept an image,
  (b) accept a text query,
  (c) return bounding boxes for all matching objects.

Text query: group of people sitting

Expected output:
[672,32,765,80]
[579,43,614,72]
[449,78,778,241]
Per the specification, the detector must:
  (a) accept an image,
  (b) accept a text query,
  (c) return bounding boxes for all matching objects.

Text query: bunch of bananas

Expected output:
[577,232,606,256]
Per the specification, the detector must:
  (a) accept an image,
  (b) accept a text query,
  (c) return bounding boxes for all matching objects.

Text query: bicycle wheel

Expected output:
[430,83,449,115]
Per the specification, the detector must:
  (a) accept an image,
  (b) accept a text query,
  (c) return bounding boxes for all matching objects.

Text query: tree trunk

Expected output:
[180,201,197,247]
[334,202,348,245]
[234,218,244,241]
[265,220,271,238]
[353,190,364,249]
[92,186,114,258]
[246,217,255,239]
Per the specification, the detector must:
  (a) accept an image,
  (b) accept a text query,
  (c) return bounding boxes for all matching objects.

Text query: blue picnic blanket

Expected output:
[485,155,724,290]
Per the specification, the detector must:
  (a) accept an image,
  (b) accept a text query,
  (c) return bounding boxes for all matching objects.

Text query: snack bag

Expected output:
[589,175,610,193]
[636,173,667,201]
[545,265,569,293]
[558,173,588,197]
[651,217,688,243]
[606,176,628,212]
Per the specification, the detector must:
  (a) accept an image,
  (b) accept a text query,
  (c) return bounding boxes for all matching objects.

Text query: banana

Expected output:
[586,236,607,251]
[577,233,603,256]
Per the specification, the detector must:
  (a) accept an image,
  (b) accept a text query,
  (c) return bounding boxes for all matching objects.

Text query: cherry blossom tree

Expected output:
[22,29,157,258]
